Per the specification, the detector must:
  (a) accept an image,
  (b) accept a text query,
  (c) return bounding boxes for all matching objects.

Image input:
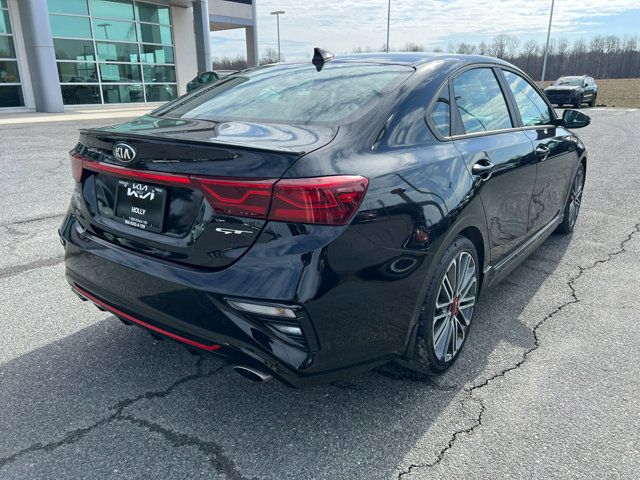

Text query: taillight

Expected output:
[70,154,84,182]
[71,155,368,226]
[192,177,276,218]
[270,176,368,225]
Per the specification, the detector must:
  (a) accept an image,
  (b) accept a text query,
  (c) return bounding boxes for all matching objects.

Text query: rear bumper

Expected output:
[60,213,408,387]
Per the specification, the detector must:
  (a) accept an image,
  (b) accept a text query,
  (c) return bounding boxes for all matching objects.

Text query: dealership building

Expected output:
[0,0,257,112]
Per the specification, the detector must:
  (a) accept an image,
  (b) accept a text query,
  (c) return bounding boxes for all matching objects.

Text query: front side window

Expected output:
[452,68,512,134]
[503,70,552,126]
[428,83,450,137]
[156,63,413,125]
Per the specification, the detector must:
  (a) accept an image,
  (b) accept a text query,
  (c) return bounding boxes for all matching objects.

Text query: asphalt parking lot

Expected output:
[0,108,639,479]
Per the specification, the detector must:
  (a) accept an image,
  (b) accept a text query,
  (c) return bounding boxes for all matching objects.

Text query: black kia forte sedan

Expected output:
[60,50,590,387]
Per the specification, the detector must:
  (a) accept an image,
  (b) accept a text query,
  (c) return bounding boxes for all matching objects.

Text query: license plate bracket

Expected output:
[114,179,167,233]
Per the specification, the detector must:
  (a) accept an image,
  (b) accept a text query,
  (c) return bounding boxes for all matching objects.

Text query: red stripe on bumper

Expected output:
[72,285,222,351]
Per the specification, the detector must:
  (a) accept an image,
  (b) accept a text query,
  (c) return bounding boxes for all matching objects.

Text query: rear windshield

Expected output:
[154,63,413,125]
[553,77,584,86]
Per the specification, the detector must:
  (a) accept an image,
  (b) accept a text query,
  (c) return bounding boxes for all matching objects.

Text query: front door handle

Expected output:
[535,144,551,161]
[471,160,495,180]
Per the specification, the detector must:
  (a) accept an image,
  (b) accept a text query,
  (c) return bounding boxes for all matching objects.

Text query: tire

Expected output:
[406,236,480,374]
[556,163,585,234]
[572,95,582,108]
[588,94,597,107]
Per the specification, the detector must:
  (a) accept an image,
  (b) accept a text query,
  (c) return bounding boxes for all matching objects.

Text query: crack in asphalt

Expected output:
[0,256,64,280]
[117,414,259,480]
[397,222,640,479]
[0,213,65,228]
[0,358,245,478]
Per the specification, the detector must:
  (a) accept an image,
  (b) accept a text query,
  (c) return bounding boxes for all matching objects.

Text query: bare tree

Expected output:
[522,40,539,57]
[505,36,520,58]
[213,55,248,71]
[456,42,477,54]
[260,47,281,65]
[400,42,425,52]
[349,33,640,80]
[490,34,509,59]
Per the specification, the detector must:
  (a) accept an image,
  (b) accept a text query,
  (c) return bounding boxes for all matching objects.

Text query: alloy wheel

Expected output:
[432,251,477,362]
[568,167,584,228]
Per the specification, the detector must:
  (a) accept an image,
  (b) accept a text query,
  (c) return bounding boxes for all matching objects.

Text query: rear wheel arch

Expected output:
[457,226,486,290]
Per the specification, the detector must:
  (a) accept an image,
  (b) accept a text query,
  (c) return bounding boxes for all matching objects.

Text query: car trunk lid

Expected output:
[72,115,337,269]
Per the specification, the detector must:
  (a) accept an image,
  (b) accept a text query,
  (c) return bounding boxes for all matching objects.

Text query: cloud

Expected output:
[210,0,640,59]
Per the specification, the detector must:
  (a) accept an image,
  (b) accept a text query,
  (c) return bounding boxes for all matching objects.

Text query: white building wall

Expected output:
[172,5,199,95]
[209,0,253,21]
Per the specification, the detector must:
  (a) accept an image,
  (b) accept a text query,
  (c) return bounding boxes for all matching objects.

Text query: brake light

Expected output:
[71,155,368,225]
[192,177,276,218]
[270,176,368,225]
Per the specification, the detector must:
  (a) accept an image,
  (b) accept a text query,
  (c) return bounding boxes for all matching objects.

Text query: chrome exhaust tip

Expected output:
[232,365,272,383]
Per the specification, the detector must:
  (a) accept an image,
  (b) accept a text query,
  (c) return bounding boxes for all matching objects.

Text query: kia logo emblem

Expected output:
[113,142,136,163]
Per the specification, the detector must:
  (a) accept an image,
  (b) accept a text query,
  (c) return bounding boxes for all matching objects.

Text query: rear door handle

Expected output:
[471,160,495,180]
[535,145,551,161]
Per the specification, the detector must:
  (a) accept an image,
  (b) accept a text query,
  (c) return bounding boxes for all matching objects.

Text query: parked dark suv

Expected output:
[544,75,598,108]
[61,51,590,387]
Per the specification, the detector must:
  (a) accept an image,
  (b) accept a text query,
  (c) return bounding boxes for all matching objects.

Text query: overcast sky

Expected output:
[210,0,640,60]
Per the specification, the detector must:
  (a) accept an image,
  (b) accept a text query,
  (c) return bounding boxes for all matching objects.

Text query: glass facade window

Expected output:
[48,0,89,16]
[93,19,137,42]
[102,84,143,103]
[99,62,141,82]
[136,3,169,25]
[0,35,15,58]
[48,0,177,105]
[61,84,101,105]
[57,62,98,83]
[49,15,93,38]
[139,44,173,64]
[54,39,96,61]
[143,64,175,83]
[0,1,24,107]
[137,23,171,45]
[92,0,135,21]
[145,84,176,102]
[0,9,11,34]
[96,41,138,62]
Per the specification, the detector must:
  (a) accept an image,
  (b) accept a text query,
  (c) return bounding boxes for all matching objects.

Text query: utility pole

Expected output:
[386,0,391,53]
[540,0,555,88]
[270,11,285,62]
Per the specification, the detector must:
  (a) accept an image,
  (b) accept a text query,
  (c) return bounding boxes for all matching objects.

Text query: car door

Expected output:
[582,77,592,101]
[500,69,577,233]
[451,67,538,264]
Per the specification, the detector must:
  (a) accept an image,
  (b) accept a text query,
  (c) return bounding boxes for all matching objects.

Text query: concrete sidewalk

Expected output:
[0,104,162,126]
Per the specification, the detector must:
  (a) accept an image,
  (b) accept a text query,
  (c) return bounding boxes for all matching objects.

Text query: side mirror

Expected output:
[561,109,591,129]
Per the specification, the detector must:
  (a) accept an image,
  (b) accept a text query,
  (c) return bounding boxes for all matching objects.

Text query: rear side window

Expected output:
[428,84,450,137]
[156,63,413,125]
[503,70,552,126]
[452,68,512,134]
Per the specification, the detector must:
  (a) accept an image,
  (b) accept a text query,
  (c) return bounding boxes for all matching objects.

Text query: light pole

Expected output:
[540,0,555,88]
[386,0,391,53]
[270,10,285,62]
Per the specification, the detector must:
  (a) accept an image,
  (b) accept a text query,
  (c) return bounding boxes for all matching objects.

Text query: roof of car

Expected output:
[331,52,513,68]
